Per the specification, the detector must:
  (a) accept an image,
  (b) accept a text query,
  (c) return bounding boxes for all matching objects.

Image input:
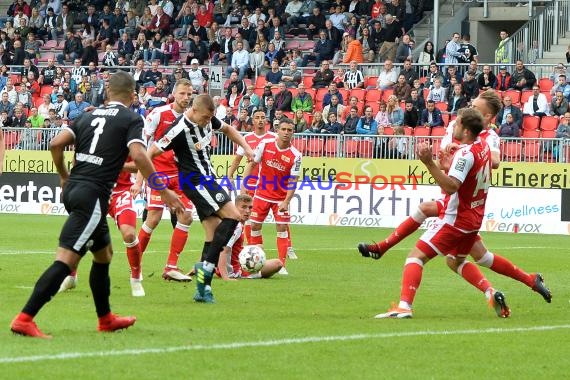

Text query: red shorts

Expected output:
[108,190,135,226]
[147,175,194,211]
[249,197,290,224]
[417,220,479,258]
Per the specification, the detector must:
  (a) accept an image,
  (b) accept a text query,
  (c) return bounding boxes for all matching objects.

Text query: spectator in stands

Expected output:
[442,65,461,88]
[137,6,153,38]
[550,91,569,117]
[495,29,511,64]
[53,92,67,118]
[0,46,10,66]
[147,80,169,109]
[447,83,468,115]
[57,30,81,65]
[386,95,404,126]
[323,82,344,107]
[343,33,364,64]
[131,59,146,90]
[267,16,285,42]
[342,106,360,134]
[550,74,570,101]
[238,94,257,116]
[398,59,418,86]
[12,40,25,66]
[188,18,209,43]
[549,63,569,82]
[357,105,379,136]
[28,106,43,129]
[102,44,119,68]
[387,126,408,159]
[274,82,292,112]
[38,58,56,86]
[38,94,55,119]
[420,100,444,128]
[132,33,150,63]
[323,112,342,134]
[187,34,209,65]
[417,41,435,77]
[497,95,523,127]
[142,61,162,86]
[291,110,307,133]
[312,61,334,89]
[248,43,264,77]
[301,30,335,67]
[0,93,14,118]
[11,107,27,130]
[148,6,170,38]
[81,40,98,67]
[56,3,74,38]
[374,101,390,126]
[264,42,284,70]
[26,72,39,97]
[511,60,536,91]
[159,34,180,66]
[477,65,497,91]
[116,33,135,64]
[371,0,387,27]
[83,5,99,35]
[42,7,57,41]
[427,78,446,103]
[495,65,511,91]
[358,27,375,63]
[523,86,549,117]
[498,114,520,138]
[403,100,419,128]
[343,61,365,89]
[394,74,411,101]
[395,34,413,64]
[378,15,402,62]
[305,7,325,41]
[16,119,37,150]
[462,61,481,81]
[322,94,344,123]
[282,61,302,88]
[462,70,479,100]
[265,60,283,85]
[556,113,570,139]
[65,92,94,122]
[377,59,398,90]
[291,83,313,113]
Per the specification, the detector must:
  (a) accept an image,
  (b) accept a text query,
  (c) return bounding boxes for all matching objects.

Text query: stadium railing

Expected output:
[4,127,566,164]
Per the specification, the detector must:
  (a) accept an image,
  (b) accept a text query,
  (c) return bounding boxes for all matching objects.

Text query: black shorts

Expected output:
[181,177,230,221]
[59,181,111,256]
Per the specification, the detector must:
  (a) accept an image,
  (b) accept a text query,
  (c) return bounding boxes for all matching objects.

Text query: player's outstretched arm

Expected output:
[221,120,254,161]
[49,129,75,186]
[217,247,236,281]
[417,142,461,195]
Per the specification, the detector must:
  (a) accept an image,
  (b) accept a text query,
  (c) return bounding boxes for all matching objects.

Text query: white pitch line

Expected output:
[0,246,565,255]
[1,324,569,364]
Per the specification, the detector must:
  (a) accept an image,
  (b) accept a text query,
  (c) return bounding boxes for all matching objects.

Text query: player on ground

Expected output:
[218,194,283,279]
[376,108,510,319]
[241,120,302,275]
[10,72,183,338]
[358,90,551,303]
[149,94,255,303]
[136,78,196,282]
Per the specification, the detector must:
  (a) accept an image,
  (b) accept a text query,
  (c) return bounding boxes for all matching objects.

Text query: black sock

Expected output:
[142,208,148,223]
[22,260,71,317]
[170,212,178,229]
[90,261,111,318]
[200,241,211,262]
[204,218,239,267]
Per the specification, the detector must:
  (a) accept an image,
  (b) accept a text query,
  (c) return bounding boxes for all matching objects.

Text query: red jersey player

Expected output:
[376,108,511,319]
[241,119,302,275]
[217,194,283,279]
[227,110,298,259]
[358,90,551,304]
[134,79,195,281]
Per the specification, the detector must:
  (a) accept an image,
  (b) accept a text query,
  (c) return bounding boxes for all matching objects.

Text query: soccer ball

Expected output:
[238,245,266,273]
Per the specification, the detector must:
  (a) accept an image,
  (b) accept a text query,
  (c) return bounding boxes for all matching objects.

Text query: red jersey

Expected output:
[113,157,135,193]
[227,222,245,274]
[252,139,302,202]
[440,140,491,231]
[236,131,277,186]
[144,104,183,176]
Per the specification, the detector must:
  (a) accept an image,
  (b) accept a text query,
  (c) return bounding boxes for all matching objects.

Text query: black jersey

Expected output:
[155,115,223,180]
[66,101,145,192]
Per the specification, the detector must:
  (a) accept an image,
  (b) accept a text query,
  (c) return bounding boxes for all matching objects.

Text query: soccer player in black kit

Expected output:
[10,72,183,338]
[149,94,254,303]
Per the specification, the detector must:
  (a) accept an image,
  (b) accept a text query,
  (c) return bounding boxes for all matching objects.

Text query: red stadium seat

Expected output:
[324,137,338,157]
[358,139,374,158]
[502,89,521,105]
[413,126,431,136]
[538,78,553,92]
[343,139,359,157]
[521,129,540,138]
[501,141,523,162]
[291,137,307,154]
[522,116,540,131]
[306,137,324,157]
[540,115,559,131]
[523,141,542,162]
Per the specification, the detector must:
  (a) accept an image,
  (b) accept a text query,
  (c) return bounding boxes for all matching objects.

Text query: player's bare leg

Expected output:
[260,259,283,278]
[446,255,510,318]
[470,240,552,303]
[358,201,438,259]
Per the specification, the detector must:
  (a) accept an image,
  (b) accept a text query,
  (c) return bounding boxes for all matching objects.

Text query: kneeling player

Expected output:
[218,194,282,279]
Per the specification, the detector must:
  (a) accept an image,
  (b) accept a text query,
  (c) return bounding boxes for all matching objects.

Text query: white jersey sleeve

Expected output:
[440,120,455,150]
[486,129,501,153]
[291,152,302,177]
[253,141,266,163]
[144,109,161,139]
[226,223,244,248]
[447,146,475,184]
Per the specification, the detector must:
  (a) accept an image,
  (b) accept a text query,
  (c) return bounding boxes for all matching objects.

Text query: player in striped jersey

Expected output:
[358,90,551,304]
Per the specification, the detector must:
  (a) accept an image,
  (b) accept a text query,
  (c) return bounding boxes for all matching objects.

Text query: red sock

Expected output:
[125,239,142,279]
[277,232,289,265]
[166,223,189,268]
[138,223,153,254]
[244,223,252,245]
[249,229,263,245]
[379,216,422,252]
[400,258,424,305]
[459,262,491,293]
[490,255,534,288]
[69,270,77,277]
[286,224,292,248]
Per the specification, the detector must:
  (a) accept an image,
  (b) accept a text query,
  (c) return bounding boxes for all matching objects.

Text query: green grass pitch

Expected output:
[0,214,569,379]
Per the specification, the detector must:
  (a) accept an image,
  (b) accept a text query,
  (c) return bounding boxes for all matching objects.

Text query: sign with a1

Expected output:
[208,66,223,96]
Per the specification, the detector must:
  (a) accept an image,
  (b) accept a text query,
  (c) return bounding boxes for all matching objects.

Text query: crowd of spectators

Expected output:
[0,1,568,159]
